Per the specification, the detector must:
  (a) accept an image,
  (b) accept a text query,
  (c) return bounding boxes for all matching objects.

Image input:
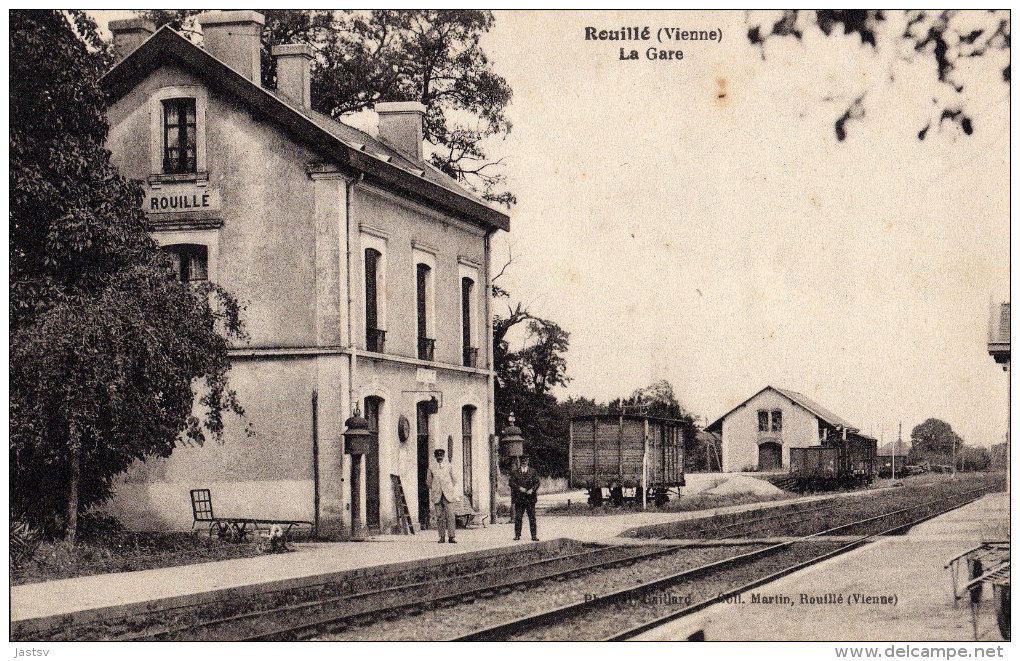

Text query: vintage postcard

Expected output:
[8,9,1011,655]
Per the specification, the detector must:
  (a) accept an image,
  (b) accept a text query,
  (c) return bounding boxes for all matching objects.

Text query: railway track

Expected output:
[634,478,999,541]
[706,499,851,539]
[45,477,1000,642]
[120,541,714,641]
[452,485,995,641]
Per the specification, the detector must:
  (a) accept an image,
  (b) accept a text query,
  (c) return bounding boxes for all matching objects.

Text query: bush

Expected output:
[77,511,124,541]
[10,517,41,571]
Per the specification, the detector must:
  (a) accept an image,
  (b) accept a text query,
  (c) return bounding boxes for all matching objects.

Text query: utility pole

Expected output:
[893,422,899,481]
[952,429,958,480]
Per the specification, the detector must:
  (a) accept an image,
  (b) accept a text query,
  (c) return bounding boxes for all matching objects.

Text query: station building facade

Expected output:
[706,386,870,473]
[101,12,509,537]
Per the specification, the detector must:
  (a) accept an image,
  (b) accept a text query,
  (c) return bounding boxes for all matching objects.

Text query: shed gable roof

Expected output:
[704,385,860,434]
[102,26,510,232]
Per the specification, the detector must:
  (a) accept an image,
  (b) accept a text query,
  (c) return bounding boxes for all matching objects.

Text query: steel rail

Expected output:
[452,485,995,642]
[607,487,992,640]
[120,542,667,641]
[237,541,704,642]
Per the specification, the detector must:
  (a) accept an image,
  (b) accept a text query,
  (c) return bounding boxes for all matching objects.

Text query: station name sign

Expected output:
[146,184,221,214]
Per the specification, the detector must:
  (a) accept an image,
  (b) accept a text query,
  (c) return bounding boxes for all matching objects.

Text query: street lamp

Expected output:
[500,412,525,462]
[343,404,372,541]
[497,413,526,524]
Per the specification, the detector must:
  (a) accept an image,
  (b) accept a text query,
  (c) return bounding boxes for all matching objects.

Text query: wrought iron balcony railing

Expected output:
[417,336,435,361]
[366,327,386,353]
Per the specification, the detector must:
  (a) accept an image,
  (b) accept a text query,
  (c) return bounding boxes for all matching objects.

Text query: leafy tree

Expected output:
[10,10,245,541]
[959,445,990,471]
[491,271,571,476]
[989,442,1008,470]
[909,418,962,465]
[747,10,1009,141]
[138,9,514,206]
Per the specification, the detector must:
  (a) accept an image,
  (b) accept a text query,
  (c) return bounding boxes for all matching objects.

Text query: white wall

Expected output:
[721,389,820,471]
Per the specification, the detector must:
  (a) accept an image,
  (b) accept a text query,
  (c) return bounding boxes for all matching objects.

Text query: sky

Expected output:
[92,10,1011,448]
[480,10,1010,447]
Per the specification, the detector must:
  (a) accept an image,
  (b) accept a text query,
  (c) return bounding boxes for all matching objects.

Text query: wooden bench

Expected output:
[190,489,314,542]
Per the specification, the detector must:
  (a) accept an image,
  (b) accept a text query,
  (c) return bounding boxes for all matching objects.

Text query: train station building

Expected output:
[100,12,509,538]
[705,386,875,472]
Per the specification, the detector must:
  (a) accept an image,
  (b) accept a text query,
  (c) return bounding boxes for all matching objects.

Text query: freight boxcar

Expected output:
[876,454,908,478]
[789,433,877,491]
[569,414,685,506]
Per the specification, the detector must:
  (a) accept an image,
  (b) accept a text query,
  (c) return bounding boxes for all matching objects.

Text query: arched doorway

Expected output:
[758,442,782,471]
[416,400,432,528]
[364,396,382,533]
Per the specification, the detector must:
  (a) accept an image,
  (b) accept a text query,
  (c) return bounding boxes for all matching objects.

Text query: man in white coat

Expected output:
[427,448,460,543]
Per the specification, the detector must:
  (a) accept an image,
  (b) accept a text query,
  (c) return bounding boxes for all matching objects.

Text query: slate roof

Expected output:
[102,26,510,232]
[771,387,857,431]
[704,385,861,434]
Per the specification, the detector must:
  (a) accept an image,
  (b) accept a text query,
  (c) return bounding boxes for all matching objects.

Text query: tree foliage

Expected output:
[492,288,572,477]
[909,417,962,464]
[989,442,1008,470]
[10,10,245,539]
[138,9,514,206]
[747,10,1010,141]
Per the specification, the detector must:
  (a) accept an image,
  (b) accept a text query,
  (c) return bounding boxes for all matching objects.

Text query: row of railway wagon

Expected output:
[568,413,878,505]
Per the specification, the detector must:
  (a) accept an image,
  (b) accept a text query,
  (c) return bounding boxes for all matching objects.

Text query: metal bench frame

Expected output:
[190,489,314,542]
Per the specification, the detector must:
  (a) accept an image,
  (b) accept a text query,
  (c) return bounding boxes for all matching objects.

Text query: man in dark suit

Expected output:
[509,455,540,541]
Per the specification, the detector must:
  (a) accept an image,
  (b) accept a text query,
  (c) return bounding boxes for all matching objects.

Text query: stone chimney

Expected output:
[376,102,427,162]
[272,43,314,109]
[198,11,265,83]
[109,18,155,63]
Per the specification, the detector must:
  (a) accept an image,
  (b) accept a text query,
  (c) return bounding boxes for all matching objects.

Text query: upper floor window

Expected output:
[365,247,385,352]
[758,409,783,433]
[461,277,477,366]
[416,262,435,360]
[162,98,197,174]
[164,243,208,283]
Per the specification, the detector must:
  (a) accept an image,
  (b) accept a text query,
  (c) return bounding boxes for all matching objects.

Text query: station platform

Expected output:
[12,484,1000,640]
[634,491,1011,642]
[10,486,860,636]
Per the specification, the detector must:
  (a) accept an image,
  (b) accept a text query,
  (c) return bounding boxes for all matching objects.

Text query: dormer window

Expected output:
[162,98,197,174]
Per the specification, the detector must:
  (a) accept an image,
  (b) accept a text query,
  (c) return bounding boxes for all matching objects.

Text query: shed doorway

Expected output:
[758,442,782,471]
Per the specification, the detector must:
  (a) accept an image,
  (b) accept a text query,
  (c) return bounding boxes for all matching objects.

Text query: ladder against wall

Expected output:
[390,474,415,535]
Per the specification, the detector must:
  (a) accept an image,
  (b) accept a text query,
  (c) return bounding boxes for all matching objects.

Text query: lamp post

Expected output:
[343,404,371,541]
[500,412,525,464]
[499,413,525,523]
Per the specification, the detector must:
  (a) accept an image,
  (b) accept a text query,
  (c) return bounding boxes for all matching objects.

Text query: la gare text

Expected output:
[620,48,683,62]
